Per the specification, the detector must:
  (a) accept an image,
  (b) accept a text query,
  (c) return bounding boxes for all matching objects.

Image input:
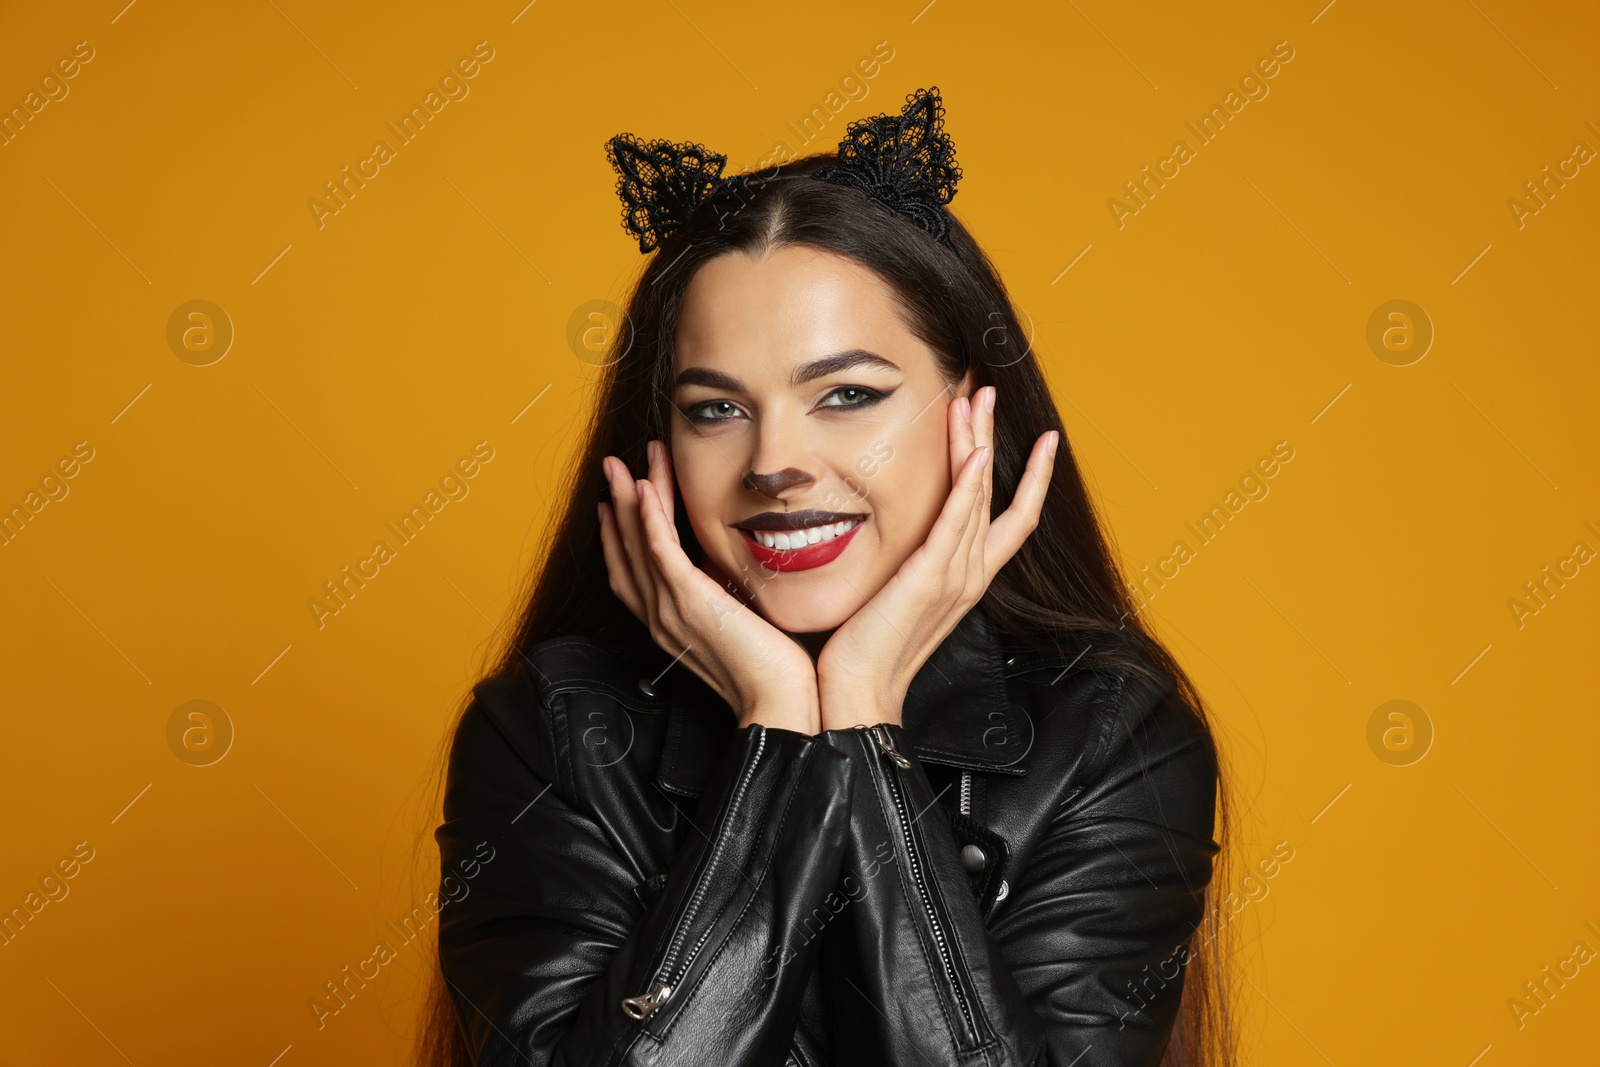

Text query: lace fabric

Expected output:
[604,135,731,254]
[603,86,962,254]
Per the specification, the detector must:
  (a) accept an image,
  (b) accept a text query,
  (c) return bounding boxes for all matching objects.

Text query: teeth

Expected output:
[752,518,861,550]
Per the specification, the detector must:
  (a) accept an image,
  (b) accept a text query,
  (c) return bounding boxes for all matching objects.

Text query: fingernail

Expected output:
[1047,431,1059,457]
[983,387,996,414]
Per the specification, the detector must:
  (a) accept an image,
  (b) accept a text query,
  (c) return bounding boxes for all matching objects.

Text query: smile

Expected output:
[737,518,865,572]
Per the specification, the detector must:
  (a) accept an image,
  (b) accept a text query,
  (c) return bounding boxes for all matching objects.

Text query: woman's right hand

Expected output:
[598,440,821,735]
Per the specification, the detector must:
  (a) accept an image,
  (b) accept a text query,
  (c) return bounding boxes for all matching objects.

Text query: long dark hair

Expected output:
[416,150,1237,1066]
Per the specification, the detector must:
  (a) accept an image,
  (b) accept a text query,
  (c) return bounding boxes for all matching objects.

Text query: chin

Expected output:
[750,588,862,635]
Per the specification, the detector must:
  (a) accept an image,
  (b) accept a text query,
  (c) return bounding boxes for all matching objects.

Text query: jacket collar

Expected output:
[654,602,1033,798]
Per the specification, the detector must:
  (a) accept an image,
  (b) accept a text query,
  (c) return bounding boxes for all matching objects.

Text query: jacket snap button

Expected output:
[637,677,656,697]
[960,844,988,872]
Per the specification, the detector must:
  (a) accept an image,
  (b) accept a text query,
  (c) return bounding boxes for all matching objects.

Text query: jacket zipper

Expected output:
[959,770,972,816]
[621,726,769,1021]
[857,724,980,1045]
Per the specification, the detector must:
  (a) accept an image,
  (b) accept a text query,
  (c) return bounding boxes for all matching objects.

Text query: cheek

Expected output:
[864,410,952,554]
[670,438,736,544]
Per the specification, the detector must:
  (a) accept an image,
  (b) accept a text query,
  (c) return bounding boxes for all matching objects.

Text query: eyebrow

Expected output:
[672,349,902,392]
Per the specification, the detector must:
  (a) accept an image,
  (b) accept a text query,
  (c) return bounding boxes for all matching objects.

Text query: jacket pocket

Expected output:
[946,806,1010,915]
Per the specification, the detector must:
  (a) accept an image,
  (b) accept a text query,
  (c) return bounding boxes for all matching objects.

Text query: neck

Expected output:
[788,629,834,663]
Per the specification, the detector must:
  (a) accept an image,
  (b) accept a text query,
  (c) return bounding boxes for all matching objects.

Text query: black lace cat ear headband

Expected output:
[603,85,963,254]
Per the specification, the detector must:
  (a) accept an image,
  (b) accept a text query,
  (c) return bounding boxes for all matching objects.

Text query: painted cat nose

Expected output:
[742,467,812,497]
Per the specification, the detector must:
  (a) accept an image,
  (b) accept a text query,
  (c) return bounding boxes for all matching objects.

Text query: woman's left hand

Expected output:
[816,385,1058,731]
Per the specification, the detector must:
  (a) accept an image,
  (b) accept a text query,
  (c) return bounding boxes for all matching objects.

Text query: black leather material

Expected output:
[436,603,1220,1066]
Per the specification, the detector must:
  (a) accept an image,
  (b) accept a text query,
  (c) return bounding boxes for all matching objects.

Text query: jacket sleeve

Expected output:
[818,672,1220,1067]
[434,676,856,1067]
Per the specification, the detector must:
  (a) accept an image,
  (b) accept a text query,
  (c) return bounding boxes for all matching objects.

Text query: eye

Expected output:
[818,385,892,410]
[684,399,748,424]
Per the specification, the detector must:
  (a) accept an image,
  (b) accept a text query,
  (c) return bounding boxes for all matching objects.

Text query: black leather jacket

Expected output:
[436,604,1219,1066]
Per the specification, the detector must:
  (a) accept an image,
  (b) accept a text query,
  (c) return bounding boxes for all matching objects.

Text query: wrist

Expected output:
[816,659,905,729]
[819,698,902,732]
[739,698,821,736]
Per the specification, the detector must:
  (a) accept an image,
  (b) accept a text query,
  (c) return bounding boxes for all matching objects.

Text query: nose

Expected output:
[741,411,814,500]
[742,466,812,498]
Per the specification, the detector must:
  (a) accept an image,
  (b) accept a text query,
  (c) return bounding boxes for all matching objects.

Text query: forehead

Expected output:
[673,245,920,378]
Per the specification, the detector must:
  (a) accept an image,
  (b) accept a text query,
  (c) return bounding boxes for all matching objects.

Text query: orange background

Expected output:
[2,0,1597,1063]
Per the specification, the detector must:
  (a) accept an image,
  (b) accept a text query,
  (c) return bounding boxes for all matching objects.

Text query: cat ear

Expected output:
[604,134,730,253]
[814,86,963,242]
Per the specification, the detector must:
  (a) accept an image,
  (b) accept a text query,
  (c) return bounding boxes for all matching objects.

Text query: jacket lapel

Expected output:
[899,602,1030,776]
[654,662,736,798]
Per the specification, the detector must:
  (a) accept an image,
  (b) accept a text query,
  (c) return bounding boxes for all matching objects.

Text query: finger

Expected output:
[647,440,679,540]
[632,478,670,618]
[946,392,984,561]
[637,479,716,622]
[985,430,1057,584]
[967,386,996,575]
[947,392,976,482]
[920,442,989,566]
[976,387,994,519]
[605,457,660,622]
[951,442,989,576]
[635,479,728,676]
[598,502,646,618]
[639,477,710,656]
[940,388,979,559]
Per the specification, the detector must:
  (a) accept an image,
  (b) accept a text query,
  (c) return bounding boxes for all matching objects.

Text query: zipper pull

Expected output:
[857,723,911,768]
[621,980,674,1020]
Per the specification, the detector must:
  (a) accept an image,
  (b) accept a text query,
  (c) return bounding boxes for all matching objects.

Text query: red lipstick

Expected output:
[738,520,864,572]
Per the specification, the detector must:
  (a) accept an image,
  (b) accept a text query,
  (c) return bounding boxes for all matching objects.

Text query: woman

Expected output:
[420,87,1234,1066]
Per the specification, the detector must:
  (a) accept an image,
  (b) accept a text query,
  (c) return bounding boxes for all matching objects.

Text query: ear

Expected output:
[954,367,976,399]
